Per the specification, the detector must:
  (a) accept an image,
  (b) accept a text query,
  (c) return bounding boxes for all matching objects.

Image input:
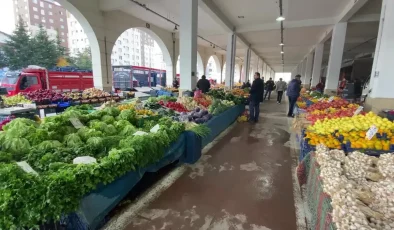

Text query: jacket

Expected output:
[265,80,275,91]
[276,81,287,91]
[196,78,211,93]
[250,78,264,102]
[286,79,301,98]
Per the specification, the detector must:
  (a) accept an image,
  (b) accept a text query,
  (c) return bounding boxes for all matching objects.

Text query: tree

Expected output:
[2,17,33,70]
[0,49,8,68]
[72,48,92,70]
[30,25,59,68]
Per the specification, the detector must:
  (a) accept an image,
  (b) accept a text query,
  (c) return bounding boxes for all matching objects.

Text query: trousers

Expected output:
[249,101,260,121]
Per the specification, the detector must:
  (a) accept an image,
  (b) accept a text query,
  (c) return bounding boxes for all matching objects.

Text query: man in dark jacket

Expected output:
[264,78,275,100]
[286,75,302,117]
[249,72,264,123]
[196,75,211,93]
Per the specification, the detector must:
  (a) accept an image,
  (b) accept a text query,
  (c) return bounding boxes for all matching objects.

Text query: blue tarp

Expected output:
[65,133,186,230]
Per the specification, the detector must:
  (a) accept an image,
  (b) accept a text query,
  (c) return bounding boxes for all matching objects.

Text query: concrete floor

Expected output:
[104,98,302,230]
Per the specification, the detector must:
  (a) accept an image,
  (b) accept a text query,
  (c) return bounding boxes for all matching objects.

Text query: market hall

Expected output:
[1,0,394,229]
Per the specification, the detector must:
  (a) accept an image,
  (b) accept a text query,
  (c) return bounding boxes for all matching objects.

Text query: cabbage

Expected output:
[120,125,137,136]
[77,127,103,141]
[2,137,31,157]
[63,133,83,148]
[105,124,117,135]
[101,115,115,124]
[36,140,63,152]
[114,120,131,130]
[89,121,108,132]
[86,137,104,150]
[103,107,120,117]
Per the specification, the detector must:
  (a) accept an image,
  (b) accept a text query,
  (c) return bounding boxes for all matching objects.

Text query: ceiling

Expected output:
[99,0,382,72]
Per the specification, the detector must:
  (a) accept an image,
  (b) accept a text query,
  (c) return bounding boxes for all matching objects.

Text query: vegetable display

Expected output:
[2,94,32,106]
[208,99,235,115]
[315,145,394,229]
[159,100,188,113]
[0,106,186,229]
[23,89,68,104]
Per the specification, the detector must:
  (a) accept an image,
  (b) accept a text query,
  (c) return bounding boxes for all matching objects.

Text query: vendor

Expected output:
[316,81,325,93]
[196,75,211,93]
[173,78,179,89]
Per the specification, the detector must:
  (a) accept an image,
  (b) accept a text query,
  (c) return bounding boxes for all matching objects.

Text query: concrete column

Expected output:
[225,33,236,88]
[300,59,306,81]
[325,22,347,94]
[179,0,198,90]
[242,48,251,82]
[311,43,324,88]
[365,0,394,112]
[304,52,314,88]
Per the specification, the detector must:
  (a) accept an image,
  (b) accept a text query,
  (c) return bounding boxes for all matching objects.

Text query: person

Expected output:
[286,75,302,117]
[173,78,179,89]
[275,78,287,104]
[264,78,275,100]
[249,72,264,123]
[245,80,251,88]
[196,75,211,93]
[315,81,324,93]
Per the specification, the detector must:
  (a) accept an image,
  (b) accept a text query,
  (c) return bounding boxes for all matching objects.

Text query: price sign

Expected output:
[69,117,84,129]
[17,161,38,175]
[353,106,364,116]
[366,125,378,140]
[327,96,335,102]
[23,103,36,109]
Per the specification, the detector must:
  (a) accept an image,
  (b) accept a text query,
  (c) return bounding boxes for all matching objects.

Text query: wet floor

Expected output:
[105,98,299,230]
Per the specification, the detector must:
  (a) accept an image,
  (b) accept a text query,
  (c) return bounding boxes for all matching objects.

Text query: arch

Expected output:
[111,27,173,86]
[206,55,221,82]
[176,52,204,79]
[56,0,103,87]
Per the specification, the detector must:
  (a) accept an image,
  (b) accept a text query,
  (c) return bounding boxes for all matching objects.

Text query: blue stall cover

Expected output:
[65,133,186,230]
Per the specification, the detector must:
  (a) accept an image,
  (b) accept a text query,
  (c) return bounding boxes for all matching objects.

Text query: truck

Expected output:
[112,65,167,90]
[0,66,94,96]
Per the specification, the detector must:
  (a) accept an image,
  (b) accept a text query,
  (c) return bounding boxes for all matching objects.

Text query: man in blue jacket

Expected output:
[286,75,302,117]
[249,72,264,123]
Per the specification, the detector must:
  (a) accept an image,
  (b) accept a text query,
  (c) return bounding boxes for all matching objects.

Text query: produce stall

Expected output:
[294,90,394,230]
[0,88,246,229]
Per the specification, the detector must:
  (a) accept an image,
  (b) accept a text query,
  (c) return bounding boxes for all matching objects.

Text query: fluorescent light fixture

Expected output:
[279,43,284,46]
[238,16,245,18]
[276,16,285,21]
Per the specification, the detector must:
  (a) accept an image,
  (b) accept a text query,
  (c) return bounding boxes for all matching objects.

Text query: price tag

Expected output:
[353,106,364,116]
[327,96,334,102]
[23,103,36,109]
[366,125,378,140]
[69,117,84,129]
[17,161,38,175]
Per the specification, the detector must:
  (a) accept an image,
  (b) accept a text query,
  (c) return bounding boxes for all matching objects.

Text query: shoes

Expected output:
[277,101,279,104]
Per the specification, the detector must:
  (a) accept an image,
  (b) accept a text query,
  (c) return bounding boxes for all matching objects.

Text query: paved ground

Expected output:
[104,97,302,230]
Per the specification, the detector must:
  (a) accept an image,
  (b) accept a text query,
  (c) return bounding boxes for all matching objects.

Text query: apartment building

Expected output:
[13,0,68,48]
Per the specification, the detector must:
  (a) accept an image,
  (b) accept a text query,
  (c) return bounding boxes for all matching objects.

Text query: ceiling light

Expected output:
[279,43,284,46]
[276,16,285,21]
[238,16,245,19]
[281,51,284,54]
[174,25,178,31]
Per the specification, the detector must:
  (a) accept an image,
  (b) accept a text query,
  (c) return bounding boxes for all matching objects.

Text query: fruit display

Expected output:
[136,109,157,116]
[315,145,394,230]
[23,89,68,104]
[2,94,32,106]
[305,112,394,150]
[194,97,212,108]
[82,88,111,98]
[159,100,188,113]
[306,99,352,112]
[306,105,364,124]
[296,101,307,109]
[177,96,198,111]
[231,88,249,97]
[165,87,179,92]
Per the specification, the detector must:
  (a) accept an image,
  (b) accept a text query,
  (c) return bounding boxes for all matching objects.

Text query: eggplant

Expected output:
[201,110,208,116]
[195,107,201,112]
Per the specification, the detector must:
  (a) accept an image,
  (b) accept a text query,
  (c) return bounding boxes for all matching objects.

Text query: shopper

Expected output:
[264,78,275,100]
[275,78,287,104]
[245,80,251,88]
[286,75,302,117]
[196,75,211,93]
[315,81,324,93]
[249,72,264,123]
[173,78,179,89]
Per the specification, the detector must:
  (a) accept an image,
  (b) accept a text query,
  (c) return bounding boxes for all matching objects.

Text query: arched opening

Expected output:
[56,0,103,87]
[111,27,173,88]
[176,52,204,79]
[206,55,221,82]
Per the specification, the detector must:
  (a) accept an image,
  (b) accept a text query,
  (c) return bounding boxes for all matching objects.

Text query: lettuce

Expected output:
[2,137,31,159]
[77,127,103,141]
[105,124,117,135]
[120,125,137,136]
[63,133,83,148]
[36,140,63,152]
[114,120,131,130]
[101,115,115,124]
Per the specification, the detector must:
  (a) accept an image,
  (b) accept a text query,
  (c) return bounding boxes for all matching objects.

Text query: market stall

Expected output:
[0,88,246,230]
[294,90,394,230]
